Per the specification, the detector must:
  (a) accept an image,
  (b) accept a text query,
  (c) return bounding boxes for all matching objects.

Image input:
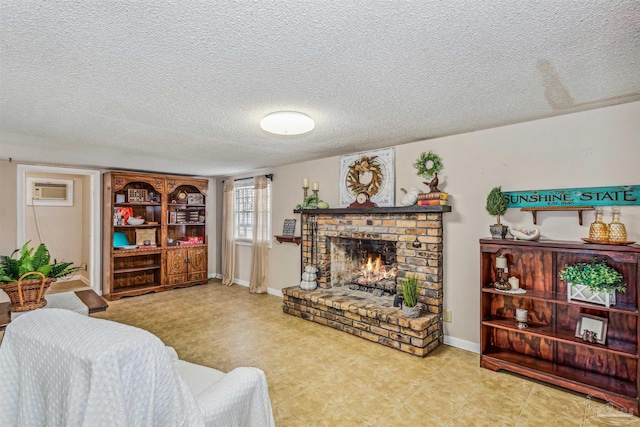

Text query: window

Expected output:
[234,179,271,242]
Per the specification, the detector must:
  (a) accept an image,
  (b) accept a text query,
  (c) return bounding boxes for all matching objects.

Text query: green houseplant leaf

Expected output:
[402,275,419,308]
[559,258,626,293]
[0,241,80,284]
[485,186,508,225]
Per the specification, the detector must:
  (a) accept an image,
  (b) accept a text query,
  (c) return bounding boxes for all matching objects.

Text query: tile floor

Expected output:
[66,281,640,425]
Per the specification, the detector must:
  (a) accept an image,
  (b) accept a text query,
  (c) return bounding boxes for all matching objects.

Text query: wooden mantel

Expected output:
[294,206,451,215]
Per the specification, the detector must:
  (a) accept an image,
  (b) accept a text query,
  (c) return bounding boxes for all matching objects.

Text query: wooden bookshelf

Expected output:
[480,238,640,415]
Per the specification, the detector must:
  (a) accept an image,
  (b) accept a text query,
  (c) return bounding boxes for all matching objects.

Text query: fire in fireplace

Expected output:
[330,238,397,296]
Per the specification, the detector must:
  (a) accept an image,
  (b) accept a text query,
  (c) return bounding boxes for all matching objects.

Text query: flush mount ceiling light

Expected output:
[260,111,314,135]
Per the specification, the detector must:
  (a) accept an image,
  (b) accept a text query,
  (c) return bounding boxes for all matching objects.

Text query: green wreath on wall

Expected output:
[413,151,443,180]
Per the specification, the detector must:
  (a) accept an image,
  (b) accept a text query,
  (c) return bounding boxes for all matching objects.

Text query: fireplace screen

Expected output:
[330,238,397,295]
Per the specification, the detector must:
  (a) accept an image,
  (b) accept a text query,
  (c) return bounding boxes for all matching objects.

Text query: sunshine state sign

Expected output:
[504,185,640,208]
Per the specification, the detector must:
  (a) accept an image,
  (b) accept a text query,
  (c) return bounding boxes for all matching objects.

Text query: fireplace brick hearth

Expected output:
[283,206,450,357]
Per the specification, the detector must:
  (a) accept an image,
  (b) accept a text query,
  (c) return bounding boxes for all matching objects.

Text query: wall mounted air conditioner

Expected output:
[26,177,74,206]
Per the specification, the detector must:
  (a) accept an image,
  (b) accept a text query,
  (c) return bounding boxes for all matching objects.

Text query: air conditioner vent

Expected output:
[27,177,74,206]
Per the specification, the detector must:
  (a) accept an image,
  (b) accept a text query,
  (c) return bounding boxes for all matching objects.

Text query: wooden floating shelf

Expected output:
[274,235,301,245]
[520,206,593,225]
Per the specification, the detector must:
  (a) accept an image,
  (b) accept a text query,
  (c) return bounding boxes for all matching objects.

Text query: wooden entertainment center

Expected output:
[480,238,640,415]
[102,171,208,300]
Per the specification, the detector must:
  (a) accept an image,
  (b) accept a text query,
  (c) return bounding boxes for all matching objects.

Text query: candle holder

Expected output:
[494,256,511,290]
[515,308,528,329]
[313,189,318,198]
[302,185,309,200]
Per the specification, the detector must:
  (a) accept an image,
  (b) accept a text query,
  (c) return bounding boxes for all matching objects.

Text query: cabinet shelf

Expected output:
[114,264,161,274]
[168,223,205,226]
[114,224,161,228]
[168,203,205,207]
[115,202,162,207]
[483,317,638,358]
[482,348,637,399]
[481,286,639,315]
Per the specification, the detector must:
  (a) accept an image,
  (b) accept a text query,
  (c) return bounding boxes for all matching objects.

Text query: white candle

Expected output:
[302,178,309,188]
[312,182,319,191]
[508,276,520,290]
[495,256,507,269]
[515,308,528,322]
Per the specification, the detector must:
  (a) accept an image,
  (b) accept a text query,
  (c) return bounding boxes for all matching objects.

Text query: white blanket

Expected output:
[0,309,204,427]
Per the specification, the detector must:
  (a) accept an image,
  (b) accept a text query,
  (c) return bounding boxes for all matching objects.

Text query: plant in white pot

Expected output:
[401,275,421,318]
[560,258,626,308]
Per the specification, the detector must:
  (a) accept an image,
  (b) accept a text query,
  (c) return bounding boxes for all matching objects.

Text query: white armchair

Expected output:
[0,309,275,427]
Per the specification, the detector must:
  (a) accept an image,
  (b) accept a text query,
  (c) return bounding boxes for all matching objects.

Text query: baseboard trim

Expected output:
[208,273,221,279]
[443,335,480,354]
[268,288,283,298]
[232,279,283,297]
[234,278,250,287]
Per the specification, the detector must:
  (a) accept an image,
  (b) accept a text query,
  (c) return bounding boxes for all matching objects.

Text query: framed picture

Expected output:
[282,219,296,236]
[187,193,204,205]
[575,313,608,345]
[339,148,395,207]
[169,211,177,224]
[115,194,126,204]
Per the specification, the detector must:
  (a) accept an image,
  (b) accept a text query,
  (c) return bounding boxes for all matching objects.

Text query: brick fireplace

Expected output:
[282,206,450,357]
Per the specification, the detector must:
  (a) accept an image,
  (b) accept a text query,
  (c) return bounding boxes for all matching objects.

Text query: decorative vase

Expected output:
[589,207,609,242]
[608,208,627,243]
[567,282,616,308]
[489,224,508,239]
[402,304,420,318]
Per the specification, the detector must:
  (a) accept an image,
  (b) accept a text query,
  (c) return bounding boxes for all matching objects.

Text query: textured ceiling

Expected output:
[1,1,639,176]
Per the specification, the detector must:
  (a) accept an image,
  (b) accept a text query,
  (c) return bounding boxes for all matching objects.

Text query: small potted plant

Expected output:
[0,241,80,312]
[401,275,421,318]
[560,258,626,308]
[486,186,509,239]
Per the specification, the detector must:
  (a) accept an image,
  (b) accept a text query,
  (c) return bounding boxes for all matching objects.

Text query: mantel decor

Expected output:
[339,148,394,207]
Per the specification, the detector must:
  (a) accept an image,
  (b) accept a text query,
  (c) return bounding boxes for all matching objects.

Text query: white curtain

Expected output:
[250,175,269,294]
[221,180,236,286]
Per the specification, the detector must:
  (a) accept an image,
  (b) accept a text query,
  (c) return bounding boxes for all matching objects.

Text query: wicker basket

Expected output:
[1,271,56,312]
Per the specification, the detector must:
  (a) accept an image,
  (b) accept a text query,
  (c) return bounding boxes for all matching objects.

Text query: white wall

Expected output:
[230,101,640,344]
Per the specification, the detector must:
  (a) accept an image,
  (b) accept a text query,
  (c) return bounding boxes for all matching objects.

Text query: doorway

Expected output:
[16,165,101,295]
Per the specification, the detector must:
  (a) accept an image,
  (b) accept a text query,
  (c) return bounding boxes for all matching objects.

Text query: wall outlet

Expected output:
[444,309,452,323]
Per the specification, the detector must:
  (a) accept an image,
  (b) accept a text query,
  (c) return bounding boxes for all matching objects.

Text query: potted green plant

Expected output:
[0,241,80,312]
[486,186,509,239]
[401,275,420,318]
[560,258,626,308]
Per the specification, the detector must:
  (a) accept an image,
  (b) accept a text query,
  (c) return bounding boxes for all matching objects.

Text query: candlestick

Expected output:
[515,308,528,329]
[312,182,319,191]
[302,178,309,188]
[493,255,510,290]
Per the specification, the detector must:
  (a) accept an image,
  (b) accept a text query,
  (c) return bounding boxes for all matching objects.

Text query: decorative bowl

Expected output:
[127,217,145,225]
[510,227,540,241]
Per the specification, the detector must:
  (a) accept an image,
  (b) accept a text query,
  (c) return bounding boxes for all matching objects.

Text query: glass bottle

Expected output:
[608,207,627,243]
[589,207,609,242]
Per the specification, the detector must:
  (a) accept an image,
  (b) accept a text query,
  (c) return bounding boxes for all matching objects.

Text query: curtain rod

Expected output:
[224,174,273,183]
